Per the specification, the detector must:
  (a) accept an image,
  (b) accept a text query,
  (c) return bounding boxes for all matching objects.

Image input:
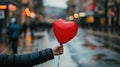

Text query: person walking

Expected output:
[7,18,22,54]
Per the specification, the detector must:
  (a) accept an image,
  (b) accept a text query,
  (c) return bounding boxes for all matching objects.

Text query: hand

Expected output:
[52,46,63,56]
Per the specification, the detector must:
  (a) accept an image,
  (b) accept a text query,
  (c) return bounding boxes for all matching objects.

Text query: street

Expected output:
[0,28,120,67]
[46,28,120,67]
[0,0,120,67]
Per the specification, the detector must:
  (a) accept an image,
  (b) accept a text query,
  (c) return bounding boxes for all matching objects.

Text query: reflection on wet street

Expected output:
[48,28,120,67]
[0,0,120,67]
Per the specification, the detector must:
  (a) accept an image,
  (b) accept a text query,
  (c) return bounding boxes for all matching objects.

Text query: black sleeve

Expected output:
[0,48,54,66]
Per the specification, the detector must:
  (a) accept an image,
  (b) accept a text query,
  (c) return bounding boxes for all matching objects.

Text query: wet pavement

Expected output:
[47,28,120,67]
[0,28,120,67]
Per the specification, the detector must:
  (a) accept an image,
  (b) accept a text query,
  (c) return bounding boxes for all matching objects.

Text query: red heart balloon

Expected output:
[53,19,78,45]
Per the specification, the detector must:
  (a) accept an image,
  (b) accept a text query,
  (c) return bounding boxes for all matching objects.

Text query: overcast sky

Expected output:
[43,0,68,9]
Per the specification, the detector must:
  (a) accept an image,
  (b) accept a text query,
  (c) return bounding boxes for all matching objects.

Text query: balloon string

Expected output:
[57,55,60,67]
[57,44,62,67]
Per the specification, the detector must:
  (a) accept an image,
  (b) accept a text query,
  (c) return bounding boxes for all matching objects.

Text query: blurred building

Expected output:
[67,0,95,17]
[67,0,95,13]
[33,0,44,15]
[0,0,21,41]
[8,0,22,25]
[95,0,120,32]
[9,0,21,8]
[0,0,9,42]
[67,0,76,15]
[81,0,95,13]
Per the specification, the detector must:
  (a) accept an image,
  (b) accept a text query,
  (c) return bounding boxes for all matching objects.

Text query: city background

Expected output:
[0,0,120,67]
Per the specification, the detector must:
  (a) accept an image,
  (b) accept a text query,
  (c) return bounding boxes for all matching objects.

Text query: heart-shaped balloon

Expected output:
[53,19,78,45]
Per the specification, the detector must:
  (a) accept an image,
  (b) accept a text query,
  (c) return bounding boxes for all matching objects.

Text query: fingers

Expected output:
[59,46,64,54]
[53,45,64,56]
[59,50,63,54]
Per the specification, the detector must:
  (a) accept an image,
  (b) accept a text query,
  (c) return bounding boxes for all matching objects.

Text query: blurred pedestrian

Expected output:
[0,46,63,67]
[22,22,35,44]
[29,22,35,43]
[22,22,28,38]
[7,18,22,54]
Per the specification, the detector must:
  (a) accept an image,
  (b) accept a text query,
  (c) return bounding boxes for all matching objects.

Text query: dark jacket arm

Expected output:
[0,48,54,66]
